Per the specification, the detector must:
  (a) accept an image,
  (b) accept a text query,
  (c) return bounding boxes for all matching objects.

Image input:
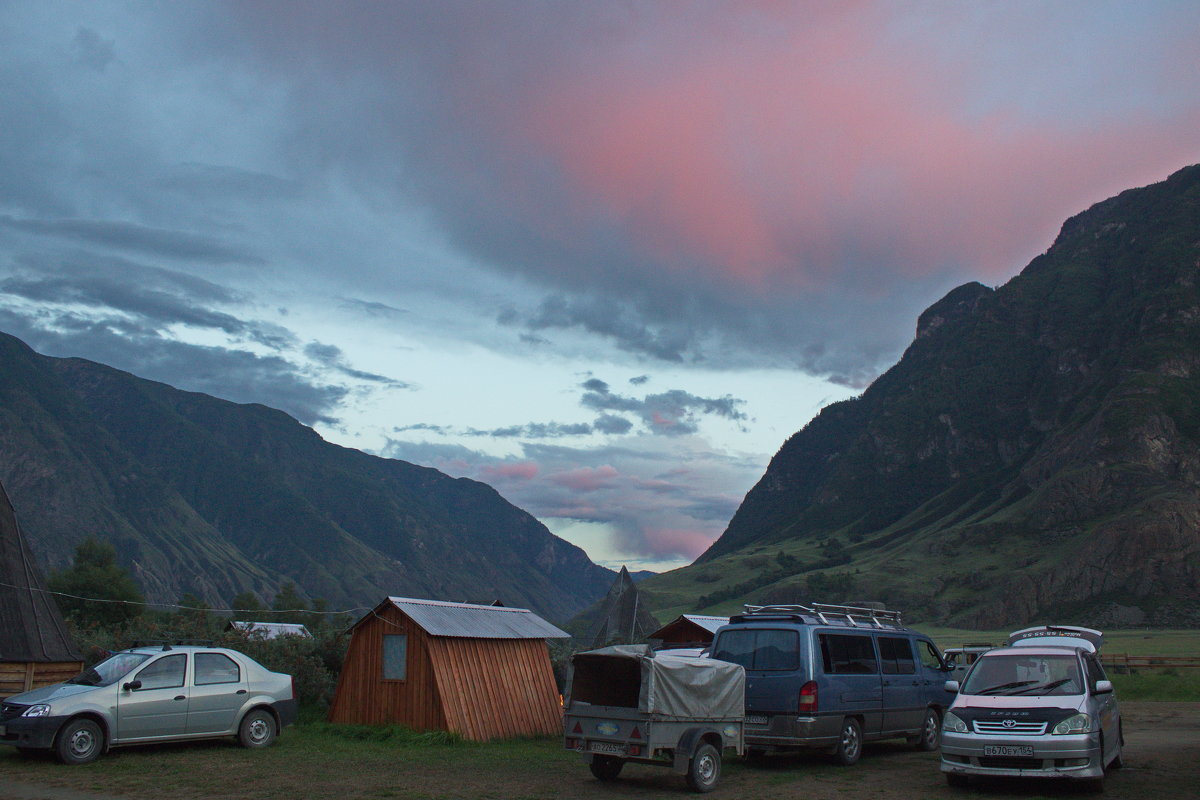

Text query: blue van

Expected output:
[709,603,950,765]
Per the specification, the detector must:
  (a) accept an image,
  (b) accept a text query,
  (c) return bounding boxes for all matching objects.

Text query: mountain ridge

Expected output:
[654,164,1200,627]
[0,332,615,622]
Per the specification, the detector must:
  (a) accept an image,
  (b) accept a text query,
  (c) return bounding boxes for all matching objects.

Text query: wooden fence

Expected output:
[1100,655,1200,673]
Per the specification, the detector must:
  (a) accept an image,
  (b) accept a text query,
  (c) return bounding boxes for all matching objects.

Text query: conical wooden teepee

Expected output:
[589,566,661,647]
[0,480,83,697]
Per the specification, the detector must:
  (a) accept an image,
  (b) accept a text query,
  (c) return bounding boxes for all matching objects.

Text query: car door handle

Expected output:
[174,696,186,701]
[237,689,247,695]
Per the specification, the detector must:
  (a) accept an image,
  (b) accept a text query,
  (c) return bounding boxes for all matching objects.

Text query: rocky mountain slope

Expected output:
[0,333,615,621]
[651,165,1200,627]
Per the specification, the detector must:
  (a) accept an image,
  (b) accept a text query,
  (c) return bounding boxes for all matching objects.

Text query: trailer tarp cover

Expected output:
[569,644,744,720]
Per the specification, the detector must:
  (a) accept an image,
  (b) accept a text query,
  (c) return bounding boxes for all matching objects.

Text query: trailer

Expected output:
[563,645,745,793]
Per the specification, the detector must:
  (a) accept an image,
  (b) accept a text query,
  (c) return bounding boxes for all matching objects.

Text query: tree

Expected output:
[48,537,144,627]
[230,590,266,614]
[271,582,308,624]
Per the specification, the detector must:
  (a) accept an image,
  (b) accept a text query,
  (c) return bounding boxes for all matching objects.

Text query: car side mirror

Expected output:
[943,680,960,693]
[1093,680,1113,695]
[123,680,142,692]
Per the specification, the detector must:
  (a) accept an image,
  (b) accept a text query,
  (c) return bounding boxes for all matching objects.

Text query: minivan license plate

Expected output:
[984,745,1034,757]
[745,715,769,726]
[591,742,624,755]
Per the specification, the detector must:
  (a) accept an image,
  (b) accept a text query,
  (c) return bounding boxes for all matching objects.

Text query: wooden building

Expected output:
[649,614,730,649]
[0,481,83,698]
[328,596,568,741]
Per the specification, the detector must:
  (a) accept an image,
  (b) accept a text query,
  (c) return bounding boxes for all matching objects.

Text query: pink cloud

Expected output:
[515,5,1200,292]
[549,465,620,492]
[644,527,714,561]
[479,461,539,481]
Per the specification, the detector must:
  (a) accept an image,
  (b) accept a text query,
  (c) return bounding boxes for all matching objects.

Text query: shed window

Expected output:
[383,634,408,680]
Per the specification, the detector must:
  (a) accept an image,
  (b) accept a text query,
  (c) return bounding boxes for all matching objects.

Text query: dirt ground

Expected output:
[2,702,1197,800]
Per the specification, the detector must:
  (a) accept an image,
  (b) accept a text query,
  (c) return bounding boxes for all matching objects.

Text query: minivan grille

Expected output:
[972,720,1048,735]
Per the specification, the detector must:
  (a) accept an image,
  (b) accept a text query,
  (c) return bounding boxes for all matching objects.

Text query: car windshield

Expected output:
[68,652,152,686]
[960,653,1084,696]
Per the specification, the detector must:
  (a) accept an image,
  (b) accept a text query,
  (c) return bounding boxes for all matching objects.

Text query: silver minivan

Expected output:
[0,643,296,764]
[940,626,1122,791]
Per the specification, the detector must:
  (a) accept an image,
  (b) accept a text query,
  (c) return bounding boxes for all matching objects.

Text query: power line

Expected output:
[0,580,369,616]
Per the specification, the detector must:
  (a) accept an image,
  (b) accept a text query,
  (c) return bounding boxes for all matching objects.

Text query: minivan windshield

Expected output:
[960,653,1084,696]
[712,629,799,671]
[68,652,152,686]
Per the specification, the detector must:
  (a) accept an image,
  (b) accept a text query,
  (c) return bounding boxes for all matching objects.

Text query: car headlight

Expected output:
[942,711,968,733]
[1052,713,1091,735]
[21,704,51,717]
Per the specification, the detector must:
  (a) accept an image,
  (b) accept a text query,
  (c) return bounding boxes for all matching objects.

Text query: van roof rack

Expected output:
[741,602,903,629]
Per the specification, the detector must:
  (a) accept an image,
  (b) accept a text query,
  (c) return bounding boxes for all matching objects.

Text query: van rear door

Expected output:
[711,627,803,715]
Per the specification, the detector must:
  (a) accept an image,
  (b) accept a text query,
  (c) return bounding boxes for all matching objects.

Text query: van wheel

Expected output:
[589,755,624,781]
[914,708,941,751]
[1109,723,1124,769]
[831,717,862,766]
[685,743,721,792]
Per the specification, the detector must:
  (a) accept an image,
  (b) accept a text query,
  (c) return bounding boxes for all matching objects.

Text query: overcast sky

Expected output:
[2,2,1198,572]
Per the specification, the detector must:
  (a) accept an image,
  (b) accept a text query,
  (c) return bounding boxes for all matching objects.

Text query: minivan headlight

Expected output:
[943,711,968,733]
[21,704,51,717]
[1052,713,1091,735]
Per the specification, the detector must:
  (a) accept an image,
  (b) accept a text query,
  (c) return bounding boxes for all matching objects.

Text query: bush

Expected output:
[65,615,349,712]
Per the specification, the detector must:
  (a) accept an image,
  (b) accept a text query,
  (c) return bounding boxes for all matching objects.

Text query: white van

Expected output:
[939,625,1122,791]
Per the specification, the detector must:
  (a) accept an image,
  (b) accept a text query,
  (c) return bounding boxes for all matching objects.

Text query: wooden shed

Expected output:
[328,596,568,740]
[649,614,730,649]
[0,481,83,698]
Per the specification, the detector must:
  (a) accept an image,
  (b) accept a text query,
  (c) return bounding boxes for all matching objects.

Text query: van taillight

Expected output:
[798,680,818,713]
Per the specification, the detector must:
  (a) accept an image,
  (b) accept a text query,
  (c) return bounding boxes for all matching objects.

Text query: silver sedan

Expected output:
[0,644,296,764]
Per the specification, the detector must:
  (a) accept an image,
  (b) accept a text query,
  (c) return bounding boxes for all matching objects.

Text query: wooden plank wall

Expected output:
[327,605,446,730]
[427,637,562,741]
[0,661,82,699]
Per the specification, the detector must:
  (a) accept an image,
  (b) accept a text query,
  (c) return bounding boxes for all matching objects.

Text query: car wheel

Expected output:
[238,708,277,749]
[588,754,624,781]
[946,772,970,788]
[915,708,941,751]
[685,742,721,793]
[55,718,104,765]
[831,717,862,766]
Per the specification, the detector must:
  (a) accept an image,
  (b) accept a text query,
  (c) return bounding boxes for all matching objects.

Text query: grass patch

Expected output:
[1110,670,1200,701]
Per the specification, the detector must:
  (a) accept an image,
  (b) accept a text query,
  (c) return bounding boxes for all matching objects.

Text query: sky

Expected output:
[1,2,1198,573]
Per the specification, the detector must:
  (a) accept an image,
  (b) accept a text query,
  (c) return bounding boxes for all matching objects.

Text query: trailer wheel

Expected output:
[685,743,721,793]
[589,755,624,781]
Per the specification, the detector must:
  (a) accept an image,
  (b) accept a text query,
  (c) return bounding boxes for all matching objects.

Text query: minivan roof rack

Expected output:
[741,602,903,629]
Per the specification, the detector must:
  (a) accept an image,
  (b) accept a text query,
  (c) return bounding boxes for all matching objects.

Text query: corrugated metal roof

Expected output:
[386,596,568,639]
[682,615,730,634]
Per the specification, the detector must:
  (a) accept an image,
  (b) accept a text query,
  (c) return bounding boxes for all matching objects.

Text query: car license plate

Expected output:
[984,745,1034,757]
[590,742,624,755]
[745,714,769,726]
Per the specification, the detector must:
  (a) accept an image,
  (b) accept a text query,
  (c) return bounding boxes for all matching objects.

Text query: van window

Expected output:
[918,641,944,670]
[878,636,916,675]
[820,634,878,674]
[712,629,799,671]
